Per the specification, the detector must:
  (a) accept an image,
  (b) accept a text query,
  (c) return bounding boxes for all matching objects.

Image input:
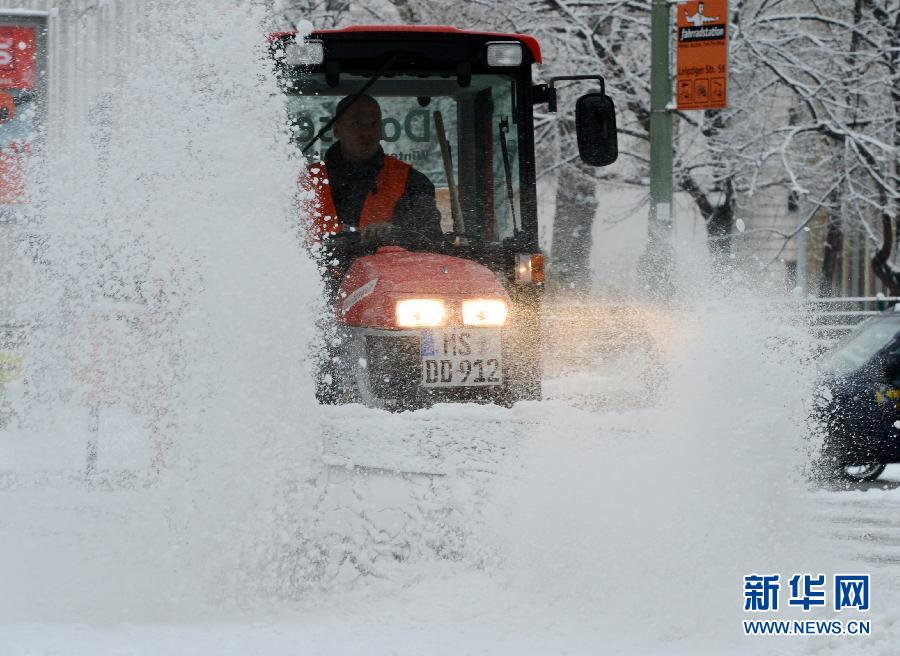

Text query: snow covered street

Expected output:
[3,285,896,654]
[3,382,900,654]
[815,465,900,578]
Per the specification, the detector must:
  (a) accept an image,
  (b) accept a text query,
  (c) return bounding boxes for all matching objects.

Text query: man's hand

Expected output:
[361,221,393,242]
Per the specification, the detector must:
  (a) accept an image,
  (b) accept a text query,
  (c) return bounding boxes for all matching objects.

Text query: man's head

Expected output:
[333,94,382,162]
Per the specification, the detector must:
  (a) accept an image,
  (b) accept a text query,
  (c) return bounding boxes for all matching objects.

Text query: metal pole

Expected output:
[644,0,675,298]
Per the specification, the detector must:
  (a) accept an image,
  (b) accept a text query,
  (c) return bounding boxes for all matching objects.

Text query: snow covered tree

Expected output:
[274,0,407,29]
[722,0,899,292]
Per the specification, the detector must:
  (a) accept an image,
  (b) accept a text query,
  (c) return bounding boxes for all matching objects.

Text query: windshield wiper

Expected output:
[302,53,400,155]
[434,109,465,235]
[498,116,519,235]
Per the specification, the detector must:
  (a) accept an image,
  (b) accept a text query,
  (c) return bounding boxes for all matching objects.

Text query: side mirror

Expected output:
[575,92,618,167]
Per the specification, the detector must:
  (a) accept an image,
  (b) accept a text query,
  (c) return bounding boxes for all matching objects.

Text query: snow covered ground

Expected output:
[3,395,899,655]
[4,309,898,656]
[2,287,898,656]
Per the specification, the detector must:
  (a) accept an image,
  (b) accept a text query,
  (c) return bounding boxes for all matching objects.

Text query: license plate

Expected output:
[420,328,503,387]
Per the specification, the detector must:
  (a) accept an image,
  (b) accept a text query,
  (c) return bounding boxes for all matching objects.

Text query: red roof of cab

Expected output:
[269,25,541,64]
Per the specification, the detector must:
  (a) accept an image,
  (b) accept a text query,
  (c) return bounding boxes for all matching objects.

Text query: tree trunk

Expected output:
[870,205,900,295]
[819,189,843,295]
[550,155,597,295]
[705,188,735,265]
[681,174,735,267]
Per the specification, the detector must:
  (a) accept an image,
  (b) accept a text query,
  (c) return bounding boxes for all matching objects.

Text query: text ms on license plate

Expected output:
[420,328,503,387]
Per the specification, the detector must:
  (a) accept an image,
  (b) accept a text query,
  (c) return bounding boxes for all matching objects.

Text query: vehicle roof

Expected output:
[269,25,542,64]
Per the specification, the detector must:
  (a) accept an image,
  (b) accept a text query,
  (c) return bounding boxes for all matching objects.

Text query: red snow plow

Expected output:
[271,26,618,410]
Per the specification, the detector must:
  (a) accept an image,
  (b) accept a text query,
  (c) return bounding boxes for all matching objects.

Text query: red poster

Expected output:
[0,24,38,204]
[0,26,36,90]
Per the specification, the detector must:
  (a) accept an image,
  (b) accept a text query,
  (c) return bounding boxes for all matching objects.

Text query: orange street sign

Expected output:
[676,0,728,110]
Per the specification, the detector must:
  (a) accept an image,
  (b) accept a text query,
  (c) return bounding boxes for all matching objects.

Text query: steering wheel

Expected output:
[322,224,393,263]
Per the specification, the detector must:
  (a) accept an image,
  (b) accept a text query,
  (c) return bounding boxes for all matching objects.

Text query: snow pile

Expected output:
[296,403,537,587]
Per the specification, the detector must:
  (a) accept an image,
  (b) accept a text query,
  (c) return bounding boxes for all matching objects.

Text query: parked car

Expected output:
[815,307,900,482]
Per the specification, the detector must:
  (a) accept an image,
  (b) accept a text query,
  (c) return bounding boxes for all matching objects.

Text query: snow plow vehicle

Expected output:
[272,26,618,410]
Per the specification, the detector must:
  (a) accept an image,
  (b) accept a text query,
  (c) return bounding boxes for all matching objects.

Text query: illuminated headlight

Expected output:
[396,299,447,327]
[462,299,508,326]
[486,42,523,67]
[284,39,324,66]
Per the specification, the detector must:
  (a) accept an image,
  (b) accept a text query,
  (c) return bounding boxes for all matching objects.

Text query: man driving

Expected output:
[303,94,442,248]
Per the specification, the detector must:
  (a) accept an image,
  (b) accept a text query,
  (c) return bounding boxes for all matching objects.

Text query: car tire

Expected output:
[840,462,886,483]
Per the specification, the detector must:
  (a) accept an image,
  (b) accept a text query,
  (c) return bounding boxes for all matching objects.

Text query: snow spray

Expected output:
[485,236,835,649]
[1,0,322,620]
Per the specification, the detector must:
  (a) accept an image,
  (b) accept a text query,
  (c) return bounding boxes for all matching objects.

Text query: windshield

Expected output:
[824,316,900,376]
[287,72,522,243]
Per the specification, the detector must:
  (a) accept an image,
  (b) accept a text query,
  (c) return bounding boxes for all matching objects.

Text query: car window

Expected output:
[825,318,900,376]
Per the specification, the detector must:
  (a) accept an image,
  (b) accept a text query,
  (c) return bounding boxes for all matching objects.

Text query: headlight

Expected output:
[462,299,508,326]
[486,42,523,67]
[284,39,324,66]
[396,299,447,327]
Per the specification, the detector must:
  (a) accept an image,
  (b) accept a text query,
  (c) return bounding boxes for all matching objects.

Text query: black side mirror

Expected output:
[575,92,618,167]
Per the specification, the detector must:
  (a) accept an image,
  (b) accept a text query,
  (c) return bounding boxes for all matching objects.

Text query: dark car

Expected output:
[815,308,900,482]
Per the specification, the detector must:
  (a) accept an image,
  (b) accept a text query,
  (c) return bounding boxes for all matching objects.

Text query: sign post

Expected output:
[645,0,729,298]
[645,0,675,299]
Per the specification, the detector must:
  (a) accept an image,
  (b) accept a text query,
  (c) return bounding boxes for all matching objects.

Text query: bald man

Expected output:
[305,94,442,249]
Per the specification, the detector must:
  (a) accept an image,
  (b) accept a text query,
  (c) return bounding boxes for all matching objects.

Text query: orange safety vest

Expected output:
[302,156,412,238]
